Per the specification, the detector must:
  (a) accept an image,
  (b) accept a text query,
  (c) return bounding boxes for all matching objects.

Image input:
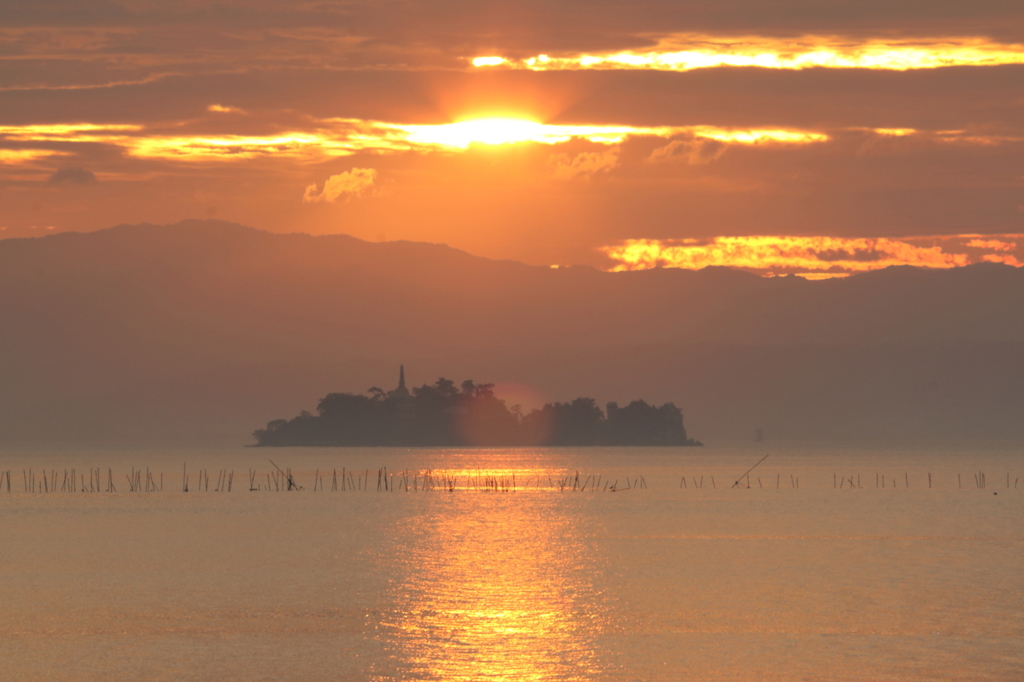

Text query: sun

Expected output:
[402,118,549,148]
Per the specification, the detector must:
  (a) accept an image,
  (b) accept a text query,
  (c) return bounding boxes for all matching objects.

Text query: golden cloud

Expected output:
[475,35,1024,72]
[302,168,376,203]
[966,238,1015,251]
[0,123,142,142]
[0,118,1016,168]
[207,104,246,114]
[0,118,833,165]
[127,133,339,160]
[551,148,619,179]
[648,137,726,164]
[601,235,1024,276]
[794,272,852,280]
[0,149,70,163]
[393,120,829,148]
[981,253,1024,267]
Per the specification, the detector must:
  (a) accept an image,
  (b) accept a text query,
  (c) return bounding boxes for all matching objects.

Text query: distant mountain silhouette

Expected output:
[1,219,1022,445]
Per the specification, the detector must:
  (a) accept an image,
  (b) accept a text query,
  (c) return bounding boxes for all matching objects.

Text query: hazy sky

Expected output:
[2,0,1022,274]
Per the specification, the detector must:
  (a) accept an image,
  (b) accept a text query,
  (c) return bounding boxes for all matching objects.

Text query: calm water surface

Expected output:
[1,443,1022,681]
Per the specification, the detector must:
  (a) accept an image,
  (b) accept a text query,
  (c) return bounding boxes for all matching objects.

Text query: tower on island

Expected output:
[389,365,414,441]
[389,364,411,399]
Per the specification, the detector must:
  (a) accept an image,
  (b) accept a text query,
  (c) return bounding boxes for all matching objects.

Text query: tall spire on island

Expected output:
[390,364,410,398]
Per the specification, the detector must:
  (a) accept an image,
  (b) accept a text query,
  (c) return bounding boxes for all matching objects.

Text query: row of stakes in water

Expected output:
[0,467,1016,493]
[0,466,643,493]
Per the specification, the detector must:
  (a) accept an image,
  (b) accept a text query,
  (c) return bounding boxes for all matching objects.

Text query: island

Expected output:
[253,367,702,447]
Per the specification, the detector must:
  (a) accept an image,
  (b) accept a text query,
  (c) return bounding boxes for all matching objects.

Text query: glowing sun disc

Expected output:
[403,118,548,148]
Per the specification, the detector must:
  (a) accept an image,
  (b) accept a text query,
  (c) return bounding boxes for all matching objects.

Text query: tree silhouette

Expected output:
[252,376,702,447]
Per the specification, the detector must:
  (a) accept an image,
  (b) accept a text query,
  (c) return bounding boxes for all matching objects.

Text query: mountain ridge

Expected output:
[1,220,1021,445]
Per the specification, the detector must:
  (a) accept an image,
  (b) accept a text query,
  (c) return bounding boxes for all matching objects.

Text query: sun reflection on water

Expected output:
[373,491,609,680]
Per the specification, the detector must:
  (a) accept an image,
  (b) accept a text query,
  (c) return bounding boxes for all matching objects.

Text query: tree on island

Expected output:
[252,367,702,447]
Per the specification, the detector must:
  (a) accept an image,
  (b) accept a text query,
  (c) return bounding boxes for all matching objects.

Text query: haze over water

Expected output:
[2,444,1022,681]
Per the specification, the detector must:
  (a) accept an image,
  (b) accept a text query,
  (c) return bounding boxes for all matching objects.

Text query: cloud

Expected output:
[208,104,245,114]
[551,148,619,180]
[488,36,1024,73]
[966,238,1014,251]
[601,234,1024,276]
[0,119,837,166]
[46,167,96,185]
[0,149,69,163]
[302,168,376,203]
[648,137,726,165]
[981,253,1024,266]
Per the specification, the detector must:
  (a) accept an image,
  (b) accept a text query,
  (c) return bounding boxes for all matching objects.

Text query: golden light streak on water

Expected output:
[473,36,1024,72]
[377,492,607,680]
[369,468,614,493]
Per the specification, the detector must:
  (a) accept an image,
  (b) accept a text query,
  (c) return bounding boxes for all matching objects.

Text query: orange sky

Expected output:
[1,1,1022,275]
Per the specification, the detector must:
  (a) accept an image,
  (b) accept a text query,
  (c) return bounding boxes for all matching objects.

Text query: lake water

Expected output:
[2,443,1022,681]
